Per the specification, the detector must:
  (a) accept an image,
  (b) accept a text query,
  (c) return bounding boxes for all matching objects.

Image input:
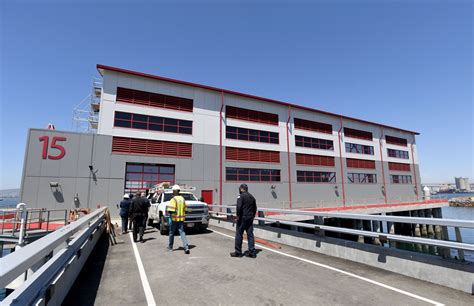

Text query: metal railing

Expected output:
[208,204,474,255]
[0,208,67,237]
[0,207,107,305]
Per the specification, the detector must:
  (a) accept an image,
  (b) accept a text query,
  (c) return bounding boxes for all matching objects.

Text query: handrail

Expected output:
[208,204,474,229]
[0,207,107,288]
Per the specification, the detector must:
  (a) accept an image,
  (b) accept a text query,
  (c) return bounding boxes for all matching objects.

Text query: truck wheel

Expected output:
[199,224,208,233]
[160,216,168,235]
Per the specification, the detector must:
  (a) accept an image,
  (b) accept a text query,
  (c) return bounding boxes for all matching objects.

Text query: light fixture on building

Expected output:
[270,185,276,190]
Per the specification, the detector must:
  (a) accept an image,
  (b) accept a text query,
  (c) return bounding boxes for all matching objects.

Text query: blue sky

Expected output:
[0,0,472,189]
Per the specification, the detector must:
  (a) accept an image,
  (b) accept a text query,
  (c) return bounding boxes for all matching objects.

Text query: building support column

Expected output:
[286,106,293,209]
[219,92,224,211]
[337,117,346,206]
[379,127,388,204]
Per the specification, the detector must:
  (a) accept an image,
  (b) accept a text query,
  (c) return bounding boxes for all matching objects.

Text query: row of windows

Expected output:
[387,148,409,159]
[295,135,334,150]
[226,126,279,144]
[226,147,280,163]
[116,87,193,112]
[391,175,412,184]
[345,142,374,155]
[226,167,281,182]
[114,111,193,134]
[344,127,373,141]
[112,136,192,158]
[124,163,175,193]
[297,171,336,183]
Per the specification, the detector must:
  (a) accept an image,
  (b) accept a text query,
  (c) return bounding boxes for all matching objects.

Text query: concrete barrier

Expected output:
[210,219,474,294]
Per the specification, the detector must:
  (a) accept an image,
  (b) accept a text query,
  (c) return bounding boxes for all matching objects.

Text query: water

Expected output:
[0,198,19,209]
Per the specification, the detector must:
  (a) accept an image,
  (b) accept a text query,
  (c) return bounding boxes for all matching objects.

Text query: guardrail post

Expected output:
[454,227,465,261]
[226,208,232,222]
[314,216,325,237]
[258,211,265,226]
[372,221,382,245]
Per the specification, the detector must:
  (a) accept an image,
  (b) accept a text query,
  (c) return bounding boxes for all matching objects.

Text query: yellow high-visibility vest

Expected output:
[167,195,186,222]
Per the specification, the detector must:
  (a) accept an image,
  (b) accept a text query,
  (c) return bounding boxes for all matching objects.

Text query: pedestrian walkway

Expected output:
[65,226,473,305]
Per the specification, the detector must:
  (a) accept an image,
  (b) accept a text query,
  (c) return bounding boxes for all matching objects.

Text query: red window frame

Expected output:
[294,118,332,134]
[296,171,336,183]
[344,127,373,141]
[226,126,279,144]
[116,87,193,112]
[112,136,192,158]
[345,142,374,155]
[385,135,408,147]
[387,148,409,159]
[124,163,175,193]
[295,153,335,167]
[390,175,412,184]
[226,147,280,163]
[347,173,377,184]
[114,111,192,135]
[346,158,376,169]
[388,162,411,172]
[226,105,278,125]
[226,167,281,182]
[295,135,334,150]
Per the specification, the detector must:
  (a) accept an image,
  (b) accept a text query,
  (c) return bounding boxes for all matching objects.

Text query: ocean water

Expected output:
[0,198,18,209]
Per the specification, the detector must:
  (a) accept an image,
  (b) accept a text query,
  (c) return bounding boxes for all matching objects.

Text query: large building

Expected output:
[20,64,422,214]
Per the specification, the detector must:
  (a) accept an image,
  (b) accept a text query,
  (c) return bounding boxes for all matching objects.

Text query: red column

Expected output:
[378,127,388,204]
[337,117,346,206]
[286,106,293,209]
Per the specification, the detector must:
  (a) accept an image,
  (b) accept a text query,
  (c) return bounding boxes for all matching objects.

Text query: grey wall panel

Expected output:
[20,176,40,207]
[76,134,95,178]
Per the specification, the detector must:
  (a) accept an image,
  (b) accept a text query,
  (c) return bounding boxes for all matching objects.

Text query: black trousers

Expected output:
[132,215,144,241]
[234,217,255,254]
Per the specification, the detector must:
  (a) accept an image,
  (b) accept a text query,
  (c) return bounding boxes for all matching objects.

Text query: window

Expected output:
[226,106,278,125]
[114,111,192,135]
[344,128,373,141]
[116,87,193,112]
[112,136,192,157]
[226,167,281,182]
[124,163,175,193]
[385,135,408,146]
[295,135,334,150]
[294,118,332,134]
[388,162,411,172]
[387,149,409,159]
[226,147,280,163]
[347,173,377,184]
[390,175,412,184]
[345,142,374,155]
[296,171,336,183]
[346,158,376,169]
[295,153,335,167]
[226,126,279,144]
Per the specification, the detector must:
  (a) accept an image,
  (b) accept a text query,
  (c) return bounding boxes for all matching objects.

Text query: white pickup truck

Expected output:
[148,190,210,235]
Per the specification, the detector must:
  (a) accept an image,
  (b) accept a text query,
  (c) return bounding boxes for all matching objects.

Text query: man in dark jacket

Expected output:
[129,191,148,242]
[230,184,257,258]
[119,194,131,234]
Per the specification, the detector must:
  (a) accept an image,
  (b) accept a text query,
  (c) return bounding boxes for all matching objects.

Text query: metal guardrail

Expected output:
[0,208,68,237]
[0,207,107,305]
[208,204,474,253]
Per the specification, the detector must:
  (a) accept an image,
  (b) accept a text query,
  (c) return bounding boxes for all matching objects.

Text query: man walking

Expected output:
[230,184,257,258]
[167,185,190,254]
[129,191,147,242]
[141,191,150,228]
[119,194,131,234]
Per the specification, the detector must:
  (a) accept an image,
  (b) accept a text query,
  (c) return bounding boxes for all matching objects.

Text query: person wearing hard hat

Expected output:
[118,194,131,234]
[167,184,190,254]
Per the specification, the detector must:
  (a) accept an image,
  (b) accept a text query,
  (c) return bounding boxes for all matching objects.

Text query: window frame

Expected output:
[225,167,281,182]
[296,170,337,183]
[295,135,334,151]
[226,125,279,144]
[114,111,193,135]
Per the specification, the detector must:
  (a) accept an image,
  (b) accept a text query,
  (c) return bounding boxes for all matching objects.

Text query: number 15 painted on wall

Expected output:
[39,136,66,160]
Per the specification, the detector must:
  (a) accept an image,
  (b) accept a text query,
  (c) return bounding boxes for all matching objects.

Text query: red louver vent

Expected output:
[226,106,278,125]
[116,87,193,112]
[294,118,332,134]
[344,128,373,141]
[386,135,408,147]
[226,147,280,163]
[112,136,192,158]
[388,162,411,172]
[346,158,376,169]
[296,153,335,167]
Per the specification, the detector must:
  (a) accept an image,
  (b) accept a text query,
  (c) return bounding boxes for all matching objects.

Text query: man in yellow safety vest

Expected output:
[167,184,190,254]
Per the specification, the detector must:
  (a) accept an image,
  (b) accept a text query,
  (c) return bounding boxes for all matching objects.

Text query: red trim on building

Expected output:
[379,127,388,204]
[386,135,408,147]
[411,135,419,199]
[116,87,193,112]
[286,106,293,209]
[219,92,224,208]
[338,117,346,206]
[226,105,278,125]
[344,127,373,141]
[97,64,419,135]
[293,118,332,134]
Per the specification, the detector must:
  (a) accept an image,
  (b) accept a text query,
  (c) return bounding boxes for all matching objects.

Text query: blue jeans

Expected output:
[168,221,189,250]
[121,216,128,233]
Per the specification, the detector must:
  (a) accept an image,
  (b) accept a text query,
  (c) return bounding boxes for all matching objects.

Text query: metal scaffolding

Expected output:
[72,78,102,133]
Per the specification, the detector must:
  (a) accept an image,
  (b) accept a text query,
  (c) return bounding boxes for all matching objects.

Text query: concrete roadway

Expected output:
[65,225,473,306]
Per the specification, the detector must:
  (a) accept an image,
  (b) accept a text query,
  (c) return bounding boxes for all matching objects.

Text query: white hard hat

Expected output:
[172,184,181,191]
[123,194,130,199]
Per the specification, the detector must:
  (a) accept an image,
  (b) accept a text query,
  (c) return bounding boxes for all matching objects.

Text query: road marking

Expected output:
[129,233,157,306]
[211,229,444,306]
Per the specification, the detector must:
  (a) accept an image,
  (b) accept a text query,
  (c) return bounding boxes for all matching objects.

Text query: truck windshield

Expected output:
[163,193,197,202]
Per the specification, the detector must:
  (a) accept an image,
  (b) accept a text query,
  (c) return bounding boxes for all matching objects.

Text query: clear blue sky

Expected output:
[1,0,472,190]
